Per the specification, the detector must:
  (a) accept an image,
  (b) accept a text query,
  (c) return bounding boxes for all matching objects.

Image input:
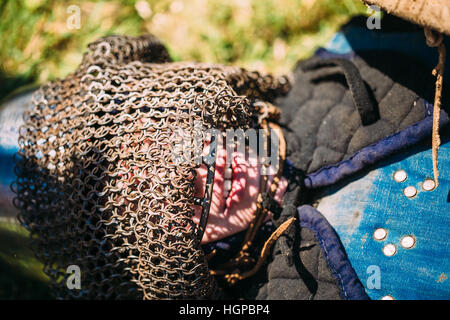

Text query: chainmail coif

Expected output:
[12,35,290,299]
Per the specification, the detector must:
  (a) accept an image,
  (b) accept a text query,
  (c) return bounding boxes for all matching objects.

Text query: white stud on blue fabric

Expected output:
[383,244,397,257]
[393,170,407,182]
[403,186,417,198]
[422,179,436,191]
[400,235,416,249]
[373,228,387,241]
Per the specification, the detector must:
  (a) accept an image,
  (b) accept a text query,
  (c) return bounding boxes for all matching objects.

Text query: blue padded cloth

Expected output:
[0,92,30,214]
[0,92,29,187]
[316,130,450,300]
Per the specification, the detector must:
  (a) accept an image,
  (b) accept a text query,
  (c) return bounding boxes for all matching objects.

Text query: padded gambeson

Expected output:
[256,225,343,300]
[276,50,439,174]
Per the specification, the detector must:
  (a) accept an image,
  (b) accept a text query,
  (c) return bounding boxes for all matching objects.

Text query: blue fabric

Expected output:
[0,94,28,213]
[298,205,370,300]
[0,148,16,188]
[316,130,450,300]
[0,91,29,187]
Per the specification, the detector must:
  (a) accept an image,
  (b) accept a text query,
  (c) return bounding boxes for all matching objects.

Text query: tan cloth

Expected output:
[363,0,450,35]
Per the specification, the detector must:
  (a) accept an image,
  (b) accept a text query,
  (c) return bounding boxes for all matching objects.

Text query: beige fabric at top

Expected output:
[363,0,450,35]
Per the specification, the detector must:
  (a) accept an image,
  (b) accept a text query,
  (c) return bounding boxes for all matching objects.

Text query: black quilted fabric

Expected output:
[256,226,342,300]
[276,50,436,173]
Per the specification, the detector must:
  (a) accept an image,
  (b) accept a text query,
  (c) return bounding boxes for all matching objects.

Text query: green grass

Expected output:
[0,220,53,299]
[0,0,367,102]
[0,0,368,299]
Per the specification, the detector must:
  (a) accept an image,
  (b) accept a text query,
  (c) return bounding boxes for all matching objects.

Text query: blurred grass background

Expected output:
[0,0,368,102]
[0,0,368,299]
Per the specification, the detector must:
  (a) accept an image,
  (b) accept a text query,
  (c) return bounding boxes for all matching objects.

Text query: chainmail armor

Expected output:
[12,35,290,299]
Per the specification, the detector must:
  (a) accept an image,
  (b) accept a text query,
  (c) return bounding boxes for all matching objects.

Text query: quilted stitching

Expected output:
[276,51,431,174]
[256,226,343,300]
